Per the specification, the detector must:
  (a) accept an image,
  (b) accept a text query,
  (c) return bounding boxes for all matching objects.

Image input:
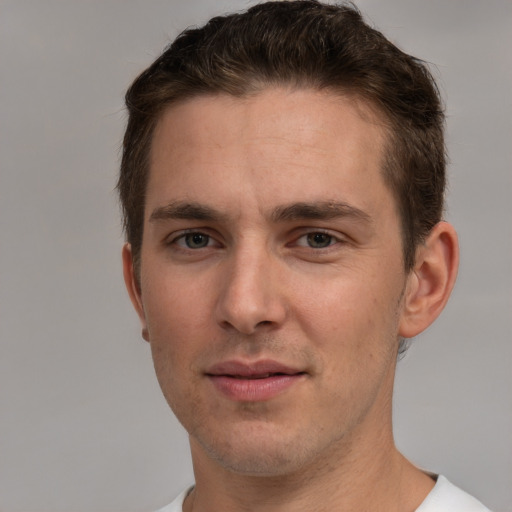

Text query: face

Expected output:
[125,88,413,477]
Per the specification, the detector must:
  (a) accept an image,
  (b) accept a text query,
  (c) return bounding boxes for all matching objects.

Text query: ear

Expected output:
[122,243,149,341]
[399,221,459,338]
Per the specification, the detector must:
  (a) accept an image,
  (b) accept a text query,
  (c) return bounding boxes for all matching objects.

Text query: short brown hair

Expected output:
[118,0,445,272]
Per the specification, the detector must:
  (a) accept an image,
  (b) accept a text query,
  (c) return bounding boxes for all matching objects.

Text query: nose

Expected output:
[214,247,287,335]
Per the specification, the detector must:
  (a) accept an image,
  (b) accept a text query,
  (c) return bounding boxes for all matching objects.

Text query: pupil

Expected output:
[308,233,331,248]
[187,233,208,248]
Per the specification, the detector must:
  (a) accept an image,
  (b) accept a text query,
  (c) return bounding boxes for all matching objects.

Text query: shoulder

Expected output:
[153,487,193,512]
[416,475,491,512]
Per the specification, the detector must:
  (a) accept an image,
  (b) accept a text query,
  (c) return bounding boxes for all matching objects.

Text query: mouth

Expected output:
[227,372,302,380]
[205,360,307,401]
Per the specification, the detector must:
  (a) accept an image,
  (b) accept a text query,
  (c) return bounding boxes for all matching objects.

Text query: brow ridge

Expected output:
[270,201,372,224]
[149,200,372,225]
[149,201,226,222]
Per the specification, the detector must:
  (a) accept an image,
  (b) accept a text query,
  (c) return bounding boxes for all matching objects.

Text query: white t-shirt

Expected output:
[155,475,491,512]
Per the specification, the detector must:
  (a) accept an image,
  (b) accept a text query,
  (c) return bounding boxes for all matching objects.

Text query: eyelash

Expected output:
[293,231,343,249]
[167,229,345,252]
[168,230,220,250]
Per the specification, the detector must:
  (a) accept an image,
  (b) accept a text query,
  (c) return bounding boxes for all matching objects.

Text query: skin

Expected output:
[123,88,459,511]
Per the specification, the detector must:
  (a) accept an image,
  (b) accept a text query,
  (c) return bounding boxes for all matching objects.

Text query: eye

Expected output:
[174,232,213,249]
[306,232,334,248]
[295,232,338,249]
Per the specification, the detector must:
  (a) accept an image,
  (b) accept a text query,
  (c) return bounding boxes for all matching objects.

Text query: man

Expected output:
[118,2,490,511]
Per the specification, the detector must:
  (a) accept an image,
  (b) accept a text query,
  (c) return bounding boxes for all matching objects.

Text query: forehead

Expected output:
[147,88,392,220]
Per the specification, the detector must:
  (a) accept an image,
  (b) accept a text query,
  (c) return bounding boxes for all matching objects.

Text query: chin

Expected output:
[192,420,337,477]
[203,442,303,476]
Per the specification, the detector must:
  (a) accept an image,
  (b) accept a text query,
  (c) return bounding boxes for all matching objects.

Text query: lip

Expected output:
[206,360,306,402]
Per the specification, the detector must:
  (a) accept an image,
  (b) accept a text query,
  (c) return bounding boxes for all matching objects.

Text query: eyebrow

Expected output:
[270,201,372,224]
[149,200,372,225]
[149,201,228,223]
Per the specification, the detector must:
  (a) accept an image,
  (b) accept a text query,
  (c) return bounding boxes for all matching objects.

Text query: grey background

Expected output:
[1,1,510,511]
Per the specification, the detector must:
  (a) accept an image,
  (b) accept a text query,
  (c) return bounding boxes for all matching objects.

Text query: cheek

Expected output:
[295,278,380,339]
[142,267,213,336]
[140,276,204,379]
[294,275,401,368]
[145,296,206,420]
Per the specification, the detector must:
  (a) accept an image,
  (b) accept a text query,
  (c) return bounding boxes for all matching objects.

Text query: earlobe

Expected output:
[122,243,149,342]
[399,222,459,339]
